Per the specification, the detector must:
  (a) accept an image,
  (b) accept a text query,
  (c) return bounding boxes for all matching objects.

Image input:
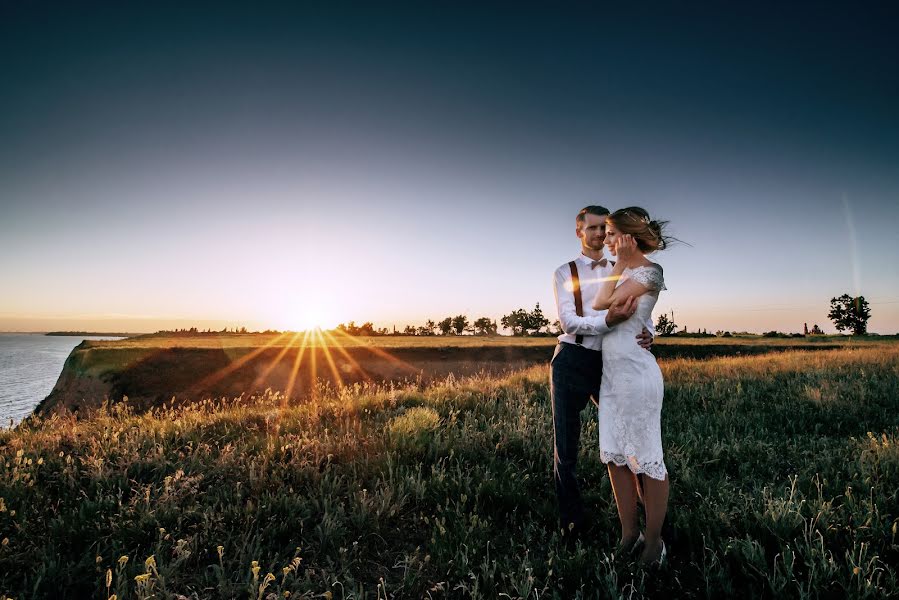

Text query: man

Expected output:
[551,205,653,539]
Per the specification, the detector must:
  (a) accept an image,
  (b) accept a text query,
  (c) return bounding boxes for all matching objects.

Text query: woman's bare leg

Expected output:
[607,463,641,547]
[640,473,669,563]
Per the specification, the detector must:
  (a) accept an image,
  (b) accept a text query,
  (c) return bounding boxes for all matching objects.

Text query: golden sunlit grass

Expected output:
[79,332,897,352]
[2,345,897,597]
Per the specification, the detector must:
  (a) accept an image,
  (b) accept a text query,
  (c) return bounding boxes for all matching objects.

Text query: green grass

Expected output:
[1,347,897,598]
[77,332,897,351]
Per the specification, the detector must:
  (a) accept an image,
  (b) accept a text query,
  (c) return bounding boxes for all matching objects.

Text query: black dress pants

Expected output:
[550,342,603,530]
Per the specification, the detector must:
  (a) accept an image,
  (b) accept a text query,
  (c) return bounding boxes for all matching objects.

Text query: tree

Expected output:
[529,303,550,334]
[501,304,550,336]
[501,309,529,336]
[451,315,469,335]
[336,321,379,336]
[655,313,677,336]
[473,317,497,335]
[438,317,453,336]
[829,294,871,335]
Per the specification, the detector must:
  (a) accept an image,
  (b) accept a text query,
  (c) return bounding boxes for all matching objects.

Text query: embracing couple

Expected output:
[551,205,670,566]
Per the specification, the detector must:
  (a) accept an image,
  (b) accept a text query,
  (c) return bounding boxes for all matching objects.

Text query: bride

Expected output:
[592,207,670,565]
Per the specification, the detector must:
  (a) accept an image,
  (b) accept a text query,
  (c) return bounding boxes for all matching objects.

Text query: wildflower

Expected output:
[217,545,224,561]
[96,555,103,564]
[118,555,129,568]
[106,568,112,587]
[37,458,43,465]
[853,567,861,575]
[135,574,150,583]
[2,538,8,547]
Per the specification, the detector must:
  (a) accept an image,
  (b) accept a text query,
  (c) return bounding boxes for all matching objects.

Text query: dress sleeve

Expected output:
[630,265,666,292]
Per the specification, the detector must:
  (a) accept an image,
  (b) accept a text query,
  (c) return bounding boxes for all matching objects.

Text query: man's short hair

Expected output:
[576,205,610,223]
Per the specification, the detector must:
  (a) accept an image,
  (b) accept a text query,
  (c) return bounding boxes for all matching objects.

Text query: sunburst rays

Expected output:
[191,326,419,404]
[193,332,290,391]
[320,328,373,383]
[284,329,312,401]
[314,328,344,390]
[252,331,304,389]
[329,328,421,374]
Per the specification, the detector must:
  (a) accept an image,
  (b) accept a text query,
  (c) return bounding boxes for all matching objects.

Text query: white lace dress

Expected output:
[599,264,668,481]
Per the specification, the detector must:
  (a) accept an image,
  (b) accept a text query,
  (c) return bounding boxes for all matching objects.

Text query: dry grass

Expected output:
[1,346,897,598]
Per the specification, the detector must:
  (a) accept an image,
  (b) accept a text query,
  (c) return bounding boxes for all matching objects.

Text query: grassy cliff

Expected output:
[1,345,897,598]
[36,333,878,419]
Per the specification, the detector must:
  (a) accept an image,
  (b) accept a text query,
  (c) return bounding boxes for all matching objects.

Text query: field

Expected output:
[1,340,898,598]
[68,332,894,350]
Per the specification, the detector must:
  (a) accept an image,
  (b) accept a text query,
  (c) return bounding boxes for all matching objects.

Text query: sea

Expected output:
[0,334,125,427]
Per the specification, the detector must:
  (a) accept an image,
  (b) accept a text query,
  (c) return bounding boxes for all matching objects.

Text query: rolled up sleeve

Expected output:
[553,268,611,336]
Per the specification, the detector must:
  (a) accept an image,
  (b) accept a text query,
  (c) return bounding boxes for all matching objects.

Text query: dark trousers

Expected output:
[551,342,604,530]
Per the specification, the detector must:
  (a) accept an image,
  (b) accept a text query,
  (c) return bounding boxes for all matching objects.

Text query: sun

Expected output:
[289,304,337,332]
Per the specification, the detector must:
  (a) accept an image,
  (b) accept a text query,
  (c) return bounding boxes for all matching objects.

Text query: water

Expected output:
[0,334,125,427]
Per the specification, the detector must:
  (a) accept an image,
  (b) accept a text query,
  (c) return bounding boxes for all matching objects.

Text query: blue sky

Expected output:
[1,1,897,333]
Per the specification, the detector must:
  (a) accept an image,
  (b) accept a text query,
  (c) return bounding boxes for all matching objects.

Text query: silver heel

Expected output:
[654,541,667,567]
[630,532,645,554]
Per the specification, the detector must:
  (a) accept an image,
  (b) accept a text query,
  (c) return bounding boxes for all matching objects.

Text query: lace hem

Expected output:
[600,451,668,481]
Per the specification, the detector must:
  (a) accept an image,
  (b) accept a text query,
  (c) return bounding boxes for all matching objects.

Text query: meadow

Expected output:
[1,342,897,598]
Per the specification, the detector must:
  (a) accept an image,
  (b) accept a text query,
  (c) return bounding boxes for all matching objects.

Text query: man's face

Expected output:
[576,213,607,251]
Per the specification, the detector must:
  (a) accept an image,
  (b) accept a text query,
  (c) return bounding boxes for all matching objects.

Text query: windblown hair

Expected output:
[576,205,610,223]
[607,206,672,253]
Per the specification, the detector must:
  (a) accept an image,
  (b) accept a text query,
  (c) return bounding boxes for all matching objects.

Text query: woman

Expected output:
[592,207,670,565]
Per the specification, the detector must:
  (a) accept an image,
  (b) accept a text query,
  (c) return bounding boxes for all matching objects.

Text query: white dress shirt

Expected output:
[552,253,654,351]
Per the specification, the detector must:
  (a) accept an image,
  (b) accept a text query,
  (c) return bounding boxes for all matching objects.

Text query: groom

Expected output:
[551,205,653,539]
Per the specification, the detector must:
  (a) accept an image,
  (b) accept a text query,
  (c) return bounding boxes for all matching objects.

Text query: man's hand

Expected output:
[636,326,653,350]
[605,296,637,326]
[615,233,639,263]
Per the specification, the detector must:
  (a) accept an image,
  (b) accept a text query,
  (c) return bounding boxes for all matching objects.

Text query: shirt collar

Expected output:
[576,253,605,265]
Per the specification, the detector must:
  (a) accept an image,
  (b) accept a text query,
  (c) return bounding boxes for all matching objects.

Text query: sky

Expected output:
[1,1,897,334]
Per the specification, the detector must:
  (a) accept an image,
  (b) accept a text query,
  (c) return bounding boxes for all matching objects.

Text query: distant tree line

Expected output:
[156,327,282,335]
[650,292,875,338]
[335,303,557,337]
[152,293,877,339]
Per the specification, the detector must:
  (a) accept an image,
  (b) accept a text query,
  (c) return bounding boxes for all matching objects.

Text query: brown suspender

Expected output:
[568,261,584,345]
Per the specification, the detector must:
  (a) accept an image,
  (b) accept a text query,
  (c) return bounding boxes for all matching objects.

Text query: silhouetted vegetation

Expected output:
[151,327,282,336]
[655,312,678,336]
[829,294,871,335]
[45,331,137,337]
[500,303,550,336]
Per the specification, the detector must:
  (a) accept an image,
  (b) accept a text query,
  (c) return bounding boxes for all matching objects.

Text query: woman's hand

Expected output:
[614,234,639,264]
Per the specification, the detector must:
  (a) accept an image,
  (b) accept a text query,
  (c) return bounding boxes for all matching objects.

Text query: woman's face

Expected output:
[604,220,621,255]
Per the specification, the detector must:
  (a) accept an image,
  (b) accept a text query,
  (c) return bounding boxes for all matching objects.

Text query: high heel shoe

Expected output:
[652,541,667,567]
[640,540,667,567]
